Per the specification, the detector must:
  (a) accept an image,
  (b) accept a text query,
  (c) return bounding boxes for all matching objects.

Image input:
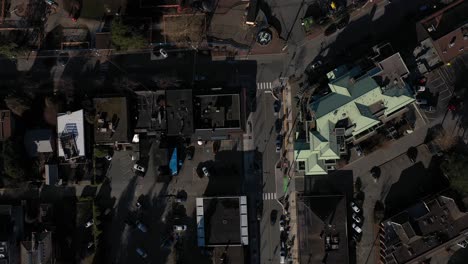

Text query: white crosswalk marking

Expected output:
[262,192,277,200]
[257,82,273,90]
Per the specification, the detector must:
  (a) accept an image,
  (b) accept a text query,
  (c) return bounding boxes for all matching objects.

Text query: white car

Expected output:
[310,60,323,69]
[105,154,112,161]
[202,167,210,177]
[85,220,94,228]
[416,86,426,92]
[350,202,361,214]
[133,164,145,173]
[173,225,187,232]
[352,213,362,223]
[352,223,362,233]
[355,145,363,156]
[279,219,285,231]
[280,250,286,264]
[457,239,468,248]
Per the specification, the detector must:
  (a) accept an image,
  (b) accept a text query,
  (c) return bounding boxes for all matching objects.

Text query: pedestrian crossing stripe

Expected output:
[263,192,277,200]
[257,82,273,90]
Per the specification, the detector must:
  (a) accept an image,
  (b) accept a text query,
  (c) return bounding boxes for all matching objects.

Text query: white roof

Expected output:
[57,110,85,158]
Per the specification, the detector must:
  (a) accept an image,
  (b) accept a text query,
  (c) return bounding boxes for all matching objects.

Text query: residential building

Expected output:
[134,91,167,134]
[0,110,12,141]
[57,110,85,161]
[297,195,349,264]
[93,97,129,146]
[380,195,468,264]
[20,232,54,264]
[295,53,414,175]
[23,130,54,157]
[166,90,194,136]
[195,196,249,247]
[416,0,468,65]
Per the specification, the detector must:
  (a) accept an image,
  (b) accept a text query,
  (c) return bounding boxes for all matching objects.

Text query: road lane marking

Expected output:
[263,192,277,200]
[257,82,272,90]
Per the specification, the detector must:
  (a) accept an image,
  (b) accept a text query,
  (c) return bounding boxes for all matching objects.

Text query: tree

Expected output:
[0,41,27,59]
[4,93,32,117]
[441,151,468,195]
[111,19,148,50]
[2,138,27,180]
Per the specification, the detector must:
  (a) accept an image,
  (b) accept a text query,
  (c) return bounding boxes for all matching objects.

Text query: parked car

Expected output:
[136,248,148,258]
[105,154,112,161]
[457,239,468,248]
[279,219,286,231]
[202,166,210,177]
[415,86,426,92]
[352,223,362,233]
[136,220,148,233]
[273,100,281,113]
[280,250,286,264]
[270,209,278,224]
[355,145,363,156]
[324,23,337,36]
[151,48,169,60]
[420,104,435,113]
[173,225,187,232]
[84,220,94,228]
[133,164,146,173]
[416,98,428,105]
[350,202,361,214]
[275,119,282,133]
[352,213,362,223]
[310,60,322,70]
[186,146,195,160]
[135,202,142,209]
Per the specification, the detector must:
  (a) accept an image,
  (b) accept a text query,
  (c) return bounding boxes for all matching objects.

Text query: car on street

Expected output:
[352,223,362,233]
[276,135,283,153]
[186,146,195,160]
[352,213,362,223]
[173,225,187,232]
[136,248,148,258]
[136,220,148,233]
[350,202,361,213]
[275,119,282,133]
[151,48,169,60]
[420,104,435,113]
[84,220,94,228]
[136,201,142,209]
[133,164,145,173]
[105,154,112,161]
[270,209,278,224]
[273,100,281,113]
[202,166,210,177]
[415,86,426,93]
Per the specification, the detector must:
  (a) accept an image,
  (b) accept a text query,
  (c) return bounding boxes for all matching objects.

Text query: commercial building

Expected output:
[93,97,129,145]
[295,53,414,175]
[196,196,249,247]
[380,195,468,264]
[57,110,85,160]
[297,195,349,264]
[416,0,468,65]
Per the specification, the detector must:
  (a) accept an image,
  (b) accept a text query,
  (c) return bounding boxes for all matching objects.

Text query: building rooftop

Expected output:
[381,195,468,264]
[420,0,468,41]
[194,94,241,131]
[166,90,194,136]
[20,231,53,264]
[297,195,349,264]
[196,196,248,247]
[57,110,85,160]
[94,97,129,143]
[0,110,12,141]
[297,54,414,175]
[135,91,167,133]
[23,129,53,157]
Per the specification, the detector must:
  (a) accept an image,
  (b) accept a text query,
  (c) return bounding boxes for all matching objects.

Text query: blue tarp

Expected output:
[169,148,178,176]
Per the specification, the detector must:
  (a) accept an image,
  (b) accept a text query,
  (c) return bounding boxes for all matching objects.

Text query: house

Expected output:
[295,53,414,175]
[57,110,85,161]
[24,130,54,157]
[195,196,248,247]
[297,195,349,264]
[20,232,54,264]
[0,110,12,141]
[380,195,468,264]
[416,0,468,64]
[93,97,129,146]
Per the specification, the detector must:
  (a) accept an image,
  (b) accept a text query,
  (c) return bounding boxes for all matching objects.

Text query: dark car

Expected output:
[270,209,278,224]
[275,119,282,133]
[186,146,195,160]
[324,23,337,36]
[273,100,281,113]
